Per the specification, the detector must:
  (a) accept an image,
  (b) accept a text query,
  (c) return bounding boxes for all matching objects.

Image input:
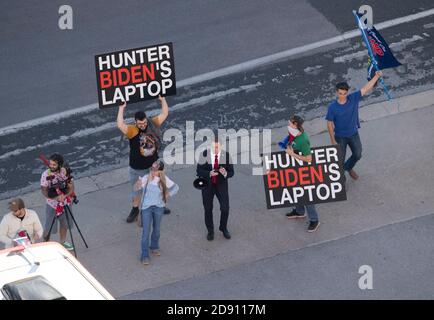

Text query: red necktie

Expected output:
[212,154,219,185]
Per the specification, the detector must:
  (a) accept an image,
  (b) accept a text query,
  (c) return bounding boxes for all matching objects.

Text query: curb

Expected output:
[1,89,434,213]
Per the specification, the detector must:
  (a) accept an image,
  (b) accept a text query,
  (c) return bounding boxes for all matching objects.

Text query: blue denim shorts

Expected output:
[129,166,150,199]
[44,204,74,235]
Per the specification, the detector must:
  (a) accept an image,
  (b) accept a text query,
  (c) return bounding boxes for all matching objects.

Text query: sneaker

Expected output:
[307,221,320,233]
[286,209,306,219]
[151,250,161,256]
[62,241,74,251]
[141,258,150,265]
[207,232,214,241]
[126,207,139,223]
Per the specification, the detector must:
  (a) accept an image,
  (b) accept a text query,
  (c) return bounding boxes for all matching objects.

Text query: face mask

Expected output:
[287,126,300,137]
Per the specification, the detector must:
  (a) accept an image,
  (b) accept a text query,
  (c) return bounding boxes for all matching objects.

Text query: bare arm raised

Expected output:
[116,101,128,135]
[361,71,383,96]
[151,96,169,127]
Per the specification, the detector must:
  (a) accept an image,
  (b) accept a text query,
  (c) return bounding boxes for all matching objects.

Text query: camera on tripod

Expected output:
[46,177,67,197]
[46,164,79,204]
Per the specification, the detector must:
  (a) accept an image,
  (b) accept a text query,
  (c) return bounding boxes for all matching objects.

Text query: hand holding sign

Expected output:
[286,146,295,156]
[95,43,176,108]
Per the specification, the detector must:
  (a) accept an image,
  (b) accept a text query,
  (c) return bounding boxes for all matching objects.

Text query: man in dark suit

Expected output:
[196,137,234,241]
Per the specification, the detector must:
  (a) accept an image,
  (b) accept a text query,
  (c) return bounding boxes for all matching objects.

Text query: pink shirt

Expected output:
[40,169,70,209]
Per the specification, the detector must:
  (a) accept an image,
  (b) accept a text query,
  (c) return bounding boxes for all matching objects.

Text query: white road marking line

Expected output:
[0,83,262,160]
[1,8,434,136]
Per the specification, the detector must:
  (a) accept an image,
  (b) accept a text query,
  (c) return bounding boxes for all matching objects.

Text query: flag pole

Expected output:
[352,10,392,100]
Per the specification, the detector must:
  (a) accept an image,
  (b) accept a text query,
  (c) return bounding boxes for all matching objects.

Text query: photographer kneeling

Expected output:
[40,153,75,251]
[0,198,43,249]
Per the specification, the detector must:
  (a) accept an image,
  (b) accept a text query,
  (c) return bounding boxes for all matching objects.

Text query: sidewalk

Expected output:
[1,90,434,298]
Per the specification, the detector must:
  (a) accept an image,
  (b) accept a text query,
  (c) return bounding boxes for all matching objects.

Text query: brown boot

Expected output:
[349,169,359,180]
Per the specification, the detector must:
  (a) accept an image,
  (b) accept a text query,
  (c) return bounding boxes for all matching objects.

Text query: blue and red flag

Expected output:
[353,11,402,99]
[361,18,402,80]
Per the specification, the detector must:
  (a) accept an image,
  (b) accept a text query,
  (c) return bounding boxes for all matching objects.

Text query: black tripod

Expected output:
[45,204,88,258]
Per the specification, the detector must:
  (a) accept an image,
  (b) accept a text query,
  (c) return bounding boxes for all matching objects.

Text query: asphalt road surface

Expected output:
[1,6,434,199]
[1,0,340,127]
[1,0,433,126]
[1,2,434,301]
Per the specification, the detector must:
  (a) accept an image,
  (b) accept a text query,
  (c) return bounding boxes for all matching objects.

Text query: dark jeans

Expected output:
[335,133,362,172]
[295,204,319,222]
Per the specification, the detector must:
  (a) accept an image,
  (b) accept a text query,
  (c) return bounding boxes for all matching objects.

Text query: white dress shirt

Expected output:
[210,150,221,167]
[210,150,227,178]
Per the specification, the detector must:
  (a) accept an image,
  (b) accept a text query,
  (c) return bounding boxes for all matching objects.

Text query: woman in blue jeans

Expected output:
[135,160,179,265]
[284,115,320,233]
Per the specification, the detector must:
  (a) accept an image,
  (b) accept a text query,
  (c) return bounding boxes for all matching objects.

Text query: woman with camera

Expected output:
[134,160,179,266]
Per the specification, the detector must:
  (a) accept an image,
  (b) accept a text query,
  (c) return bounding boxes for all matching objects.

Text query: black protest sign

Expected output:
[95,42,176,108]
[262,145,346,209]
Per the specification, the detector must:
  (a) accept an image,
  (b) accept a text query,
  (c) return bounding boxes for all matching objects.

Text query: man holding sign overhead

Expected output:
[117,96,170,223]
[103,42,177,222]
[325,71,382,181]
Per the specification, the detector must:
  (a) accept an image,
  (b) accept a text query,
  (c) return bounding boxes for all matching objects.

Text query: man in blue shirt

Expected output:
[326,71,382,180]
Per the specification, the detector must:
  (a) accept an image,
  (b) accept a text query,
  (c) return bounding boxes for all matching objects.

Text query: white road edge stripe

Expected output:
[1,7,434,136]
